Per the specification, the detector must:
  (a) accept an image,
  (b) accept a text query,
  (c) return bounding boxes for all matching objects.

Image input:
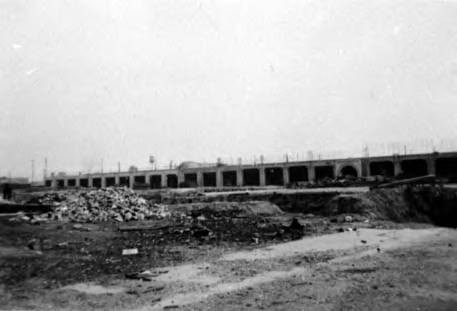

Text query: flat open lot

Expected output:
[1,216,456,310]
[2,185,457,310]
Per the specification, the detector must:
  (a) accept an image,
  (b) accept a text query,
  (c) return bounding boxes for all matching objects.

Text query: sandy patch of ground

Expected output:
[119,227,455,310]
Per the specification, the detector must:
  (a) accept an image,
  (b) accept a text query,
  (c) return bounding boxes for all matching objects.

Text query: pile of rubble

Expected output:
[27,188,167,223]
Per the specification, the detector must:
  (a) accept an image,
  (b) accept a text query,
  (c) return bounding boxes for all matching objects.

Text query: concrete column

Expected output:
[333,164,339,179]
[216,170,223,188]
[308,166,315,182]
[236,169,243,187]
[63,179,69,188]
[88,176,93,188]
[101,176,106,188]
[144,174,151,188]
[427,158,436,175]
[115,175,120,186]
[394,161,402,176]
[259,167,266,186]
[76,178,80,187]
[177,171,185,188]
[283,167,290,186]
[197,171,204,188]
[129,175,134,189]
[161,174,168,188]
[365,162,371,177]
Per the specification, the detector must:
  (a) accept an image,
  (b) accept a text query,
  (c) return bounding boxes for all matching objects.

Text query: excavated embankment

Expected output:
[269,186,457,227]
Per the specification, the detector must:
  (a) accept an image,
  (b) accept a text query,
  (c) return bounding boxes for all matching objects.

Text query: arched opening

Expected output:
[400,159,428,178]
[166,174,178,188]
[289,166,308,183]
[340,165,358,178]
[315,165,335,181]
[203,172,216,187]
[243,169,260,186]
[436,157,457,182]
[105,177,116,187]
[183,173,197,187]
[369,161,394,177]
[150,175,162,189]
[79,178,88,187]
[92,178,102,188]
[57,180,65,188]
[119,176,130,187]
[265,167,284,185]
[134,175,146,184]
[223,171,237,186]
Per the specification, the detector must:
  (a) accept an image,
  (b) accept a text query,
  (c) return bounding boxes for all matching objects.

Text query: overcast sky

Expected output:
[1,0,457,179]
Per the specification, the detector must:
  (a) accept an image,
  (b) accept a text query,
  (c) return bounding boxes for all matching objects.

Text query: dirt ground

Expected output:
[1,185,457,310]
[1,215,456,310]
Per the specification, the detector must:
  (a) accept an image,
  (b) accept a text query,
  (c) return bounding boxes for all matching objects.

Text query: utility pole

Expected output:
[101,158,104,174]
[31,160,35,183]
[118,162,121,173]
[363,145,369,158]
[44,157,48,179]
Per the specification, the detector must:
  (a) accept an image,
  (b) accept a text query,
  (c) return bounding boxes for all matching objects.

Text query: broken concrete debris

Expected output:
[12,187,169,223]
[125,269,168,281]
[122,248,139,256]
[27,238,53,251]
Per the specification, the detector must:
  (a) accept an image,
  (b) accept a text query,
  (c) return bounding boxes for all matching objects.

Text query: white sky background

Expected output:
[1,0,457,179]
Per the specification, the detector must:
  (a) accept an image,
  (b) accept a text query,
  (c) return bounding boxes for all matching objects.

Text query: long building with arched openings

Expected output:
[44,151,457,189]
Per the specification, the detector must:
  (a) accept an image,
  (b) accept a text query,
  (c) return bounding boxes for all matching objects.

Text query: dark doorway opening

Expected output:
[401,159,428,178]
[315,166,335,181]
[167,174,178,188]
[183,173,198,187]
[57,180,65,188]
[369,161,394,177]
[67,179,76,187]
[203,172,216,187]
[45,180,52,187]
[150,175,162,189]
[79,179,88,187]
[265,167,284,185]
[243,169,260,186]
[106,177,116,187]
[436,157,457,182]
[119,176,130,187]
[93,178,102,188]
[340,166,358,178]
[289,166,308,183]
[133,175,148,189]
[223,171,237,187]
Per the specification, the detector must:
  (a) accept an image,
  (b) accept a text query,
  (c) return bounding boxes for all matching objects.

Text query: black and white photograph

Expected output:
[1,0,457,310]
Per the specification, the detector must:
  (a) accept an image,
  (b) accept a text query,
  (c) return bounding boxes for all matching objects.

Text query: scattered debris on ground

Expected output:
[11,188,170,223]
[1,185,457,310]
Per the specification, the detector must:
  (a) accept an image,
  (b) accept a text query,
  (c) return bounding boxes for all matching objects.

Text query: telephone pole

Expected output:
[43,157,48,179]
[31,160,35,183]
